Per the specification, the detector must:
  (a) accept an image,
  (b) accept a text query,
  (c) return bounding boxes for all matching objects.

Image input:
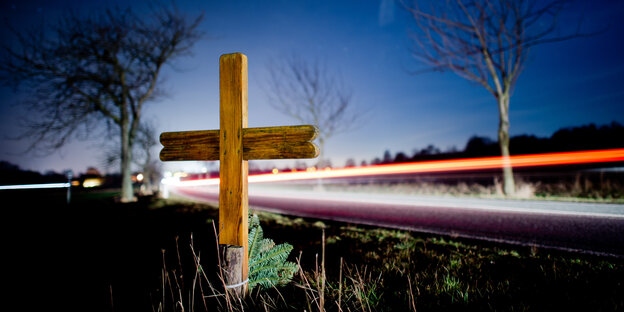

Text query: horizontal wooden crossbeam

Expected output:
[160,125,319,161]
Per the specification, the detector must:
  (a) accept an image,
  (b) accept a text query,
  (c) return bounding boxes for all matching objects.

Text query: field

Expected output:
[4,188,624,311]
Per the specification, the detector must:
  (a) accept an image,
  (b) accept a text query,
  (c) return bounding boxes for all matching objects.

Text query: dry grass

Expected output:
[145,206,623,312]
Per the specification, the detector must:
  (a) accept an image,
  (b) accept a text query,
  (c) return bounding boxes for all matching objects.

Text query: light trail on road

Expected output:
[163,148,624,187]
[162,148,624,256]
[171,185,624,257]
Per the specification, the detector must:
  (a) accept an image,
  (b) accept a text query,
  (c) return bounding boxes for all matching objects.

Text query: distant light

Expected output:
[174,172,188,178]
[83,178,102,188]
[71,181,80,186]
[136,173,144,182]
[164,171,172,178]
[0,183,70,190]
[161,176,182,185]
[272,168,279,174]
[306,167,316,172]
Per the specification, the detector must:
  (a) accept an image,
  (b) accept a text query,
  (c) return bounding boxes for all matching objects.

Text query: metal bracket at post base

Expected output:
[225,279,249,289]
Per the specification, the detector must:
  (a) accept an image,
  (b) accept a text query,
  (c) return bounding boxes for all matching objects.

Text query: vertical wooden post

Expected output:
[159,52,319,296]
[219,53,249,295]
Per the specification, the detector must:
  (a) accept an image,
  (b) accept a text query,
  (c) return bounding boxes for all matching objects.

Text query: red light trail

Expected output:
[166,148,624,186]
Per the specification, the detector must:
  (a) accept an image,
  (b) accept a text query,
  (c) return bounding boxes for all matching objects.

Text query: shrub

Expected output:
[248,214,297,290]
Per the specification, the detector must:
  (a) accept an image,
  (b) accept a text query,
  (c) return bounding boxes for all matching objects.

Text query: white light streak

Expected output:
[0,183,70,190]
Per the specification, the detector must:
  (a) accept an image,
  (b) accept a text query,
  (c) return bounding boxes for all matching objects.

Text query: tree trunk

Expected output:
[120,122,135,202]
[142,153,154,195]
[315,137,325,191]
[317,137,326,168]
[143,170,153,195]
[497,94,515,196]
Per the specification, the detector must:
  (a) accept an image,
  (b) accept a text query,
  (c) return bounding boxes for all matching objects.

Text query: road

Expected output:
[170,185,624,257]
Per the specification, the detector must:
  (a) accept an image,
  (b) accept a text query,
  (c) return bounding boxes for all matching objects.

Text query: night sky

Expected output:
[1,0,623,175]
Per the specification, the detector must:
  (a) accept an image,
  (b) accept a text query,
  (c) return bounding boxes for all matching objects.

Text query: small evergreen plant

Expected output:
[248,214,297,290]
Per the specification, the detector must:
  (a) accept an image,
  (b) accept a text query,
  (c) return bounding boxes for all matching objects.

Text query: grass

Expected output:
[288,224,623,311]
[4,188,624,311]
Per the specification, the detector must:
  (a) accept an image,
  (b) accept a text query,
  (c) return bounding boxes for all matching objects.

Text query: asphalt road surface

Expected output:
[170,185,624,257]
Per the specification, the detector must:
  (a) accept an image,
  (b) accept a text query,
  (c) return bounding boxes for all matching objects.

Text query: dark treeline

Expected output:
[2,122,623,177]
[0,162,122,186]
[361,122,624,166]
[0,161,68,186]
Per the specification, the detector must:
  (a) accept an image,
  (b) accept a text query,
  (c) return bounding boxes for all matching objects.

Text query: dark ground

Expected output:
[3,188,624,311]
[4,188,221,311]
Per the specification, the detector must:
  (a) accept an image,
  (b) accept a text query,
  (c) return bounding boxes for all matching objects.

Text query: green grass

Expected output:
[6,188,623,311]
[243,207,624,311]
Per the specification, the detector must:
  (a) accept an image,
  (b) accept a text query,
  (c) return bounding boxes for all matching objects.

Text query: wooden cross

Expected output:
[159,53,319,294]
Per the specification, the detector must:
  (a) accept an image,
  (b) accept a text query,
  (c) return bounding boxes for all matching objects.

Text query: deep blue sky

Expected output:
[1,0,623,174]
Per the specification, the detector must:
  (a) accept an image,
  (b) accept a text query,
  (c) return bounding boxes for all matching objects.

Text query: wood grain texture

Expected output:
[159,129,220,161]
[218,53,249,280]
[242,125,319,159]
[220,245,246,296]
[159,125,319,161]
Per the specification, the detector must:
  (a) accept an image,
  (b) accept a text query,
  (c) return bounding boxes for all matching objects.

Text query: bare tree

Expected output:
[264,54,360,168]
[0,5,203,202]
[401,0,593,195]
[103,120,161,195]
